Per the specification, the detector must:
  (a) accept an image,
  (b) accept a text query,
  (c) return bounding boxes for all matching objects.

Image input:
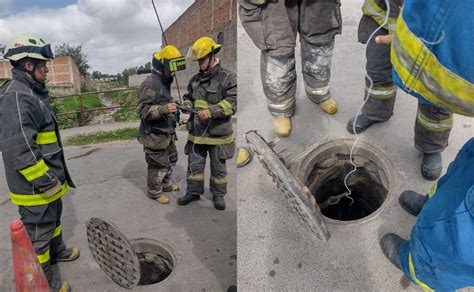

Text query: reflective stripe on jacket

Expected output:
[184,63,237,145]
[392,0,474,116]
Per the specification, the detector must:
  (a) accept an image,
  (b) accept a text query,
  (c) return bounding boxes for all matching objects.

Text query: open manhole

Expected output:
[298,139,395,224]
[131,238,175,286]
[86,218,176,289]
[246,131,397,240]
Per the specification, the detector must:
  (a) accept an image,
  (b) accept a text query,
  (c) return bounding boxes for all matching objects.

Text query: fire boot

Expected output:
[421,152,442,181]
[272,117,291,138]
[148,190,170,204]
[163,183,180,192]
[51,247,80,264]
[212,195,226,210]
[237,147,253,168]
[399,190,427,217]
[346,114,381,134]
[380,233,405,270]
[318,97,338,114]
[49,279,71,292]
[156,195,170,204]
[177,193,200,206]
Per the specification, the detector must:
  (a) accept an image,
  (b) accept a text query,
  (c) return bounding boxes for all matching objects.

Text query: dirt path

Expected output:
[89,94,120,125]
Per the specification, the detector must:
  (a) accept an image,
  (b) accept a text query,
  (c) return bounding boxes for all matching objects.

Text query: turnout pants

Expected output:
[359,16,453,153]
[185,142,235,197]
[239,0,342,116]
[19,199,67,281]
[145,140,178,199]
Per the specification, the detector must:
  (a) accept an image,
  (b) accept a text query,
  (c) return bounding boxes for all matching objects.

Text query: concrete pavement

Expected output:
[0,131,236,291]
[237,1,473,291]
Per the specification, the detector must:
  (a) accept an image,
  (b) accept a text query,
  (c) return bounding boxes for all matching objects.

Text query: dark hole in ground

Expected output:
[136,252,173,285]
[307,154,388,221]
[131,239,175,286]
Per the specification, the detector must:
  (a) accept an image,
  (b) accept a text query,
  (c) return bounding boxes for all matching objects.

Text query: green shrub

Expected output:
[112,107,139,122]
[51,94,104,129]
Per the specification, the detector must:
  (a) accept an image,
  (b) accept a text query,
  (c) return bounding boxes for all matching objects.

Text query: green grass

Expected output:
[52,94,104,129]
[54,94,103,112]
[112,107,139,122]
[107,90,137,106]
[63,127,138,146]
[106,90,139,123]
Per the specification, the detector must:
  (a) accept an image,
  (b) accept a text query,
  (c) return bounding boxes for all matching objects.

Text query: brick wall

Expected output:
[0,56,81,95]
[161,0,237,92]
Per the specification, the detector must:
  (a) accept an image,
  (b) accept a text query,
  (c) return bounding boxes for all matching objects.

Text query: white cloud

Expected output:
[0,0,193,74]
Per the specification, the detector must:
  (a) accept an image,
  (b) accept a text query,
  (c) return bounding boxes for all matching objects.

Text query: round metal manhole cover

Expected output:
[86,218,140,288]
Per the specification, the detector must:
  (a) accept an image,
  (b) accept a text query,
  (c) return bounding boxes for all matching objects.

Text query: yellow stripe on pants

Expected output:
[408,253,434,291]
[53,226,62,238]
[37,250,50,264]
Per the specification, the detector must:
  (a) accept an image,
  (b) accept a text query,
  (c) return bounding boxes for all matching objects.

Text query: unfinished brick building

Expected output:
[165,0,236,84]
[129,0,237,89]
[0,56,81,95]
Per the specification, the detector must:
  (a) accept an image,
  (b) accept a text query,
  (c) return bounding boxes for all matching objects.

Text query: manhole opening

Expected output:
[130,239,175,286]
[306,153,389,221]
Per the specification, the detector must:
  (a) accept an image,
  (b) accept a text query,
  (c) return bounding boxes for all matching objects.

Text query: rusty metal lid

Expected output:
[245,131,330,242]
[86,218,140,288]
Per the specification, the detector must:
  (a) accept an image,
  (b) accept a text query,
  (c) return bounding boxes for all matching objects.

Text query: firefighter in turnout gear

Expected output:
[177,37,237,210]
[137,45,186,204]
[238,0,342,137]
[379,0,474,289]
[346,0,453,180]
[0,34,79,292]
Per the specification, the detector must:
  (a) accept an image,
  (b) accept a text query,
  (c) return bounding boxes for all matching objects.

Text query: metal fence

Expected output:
[51,87,139,126]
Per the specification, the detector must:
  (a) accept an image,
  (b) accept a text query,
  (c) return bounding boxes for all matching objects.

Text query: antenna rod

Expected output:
[151,0,182,103]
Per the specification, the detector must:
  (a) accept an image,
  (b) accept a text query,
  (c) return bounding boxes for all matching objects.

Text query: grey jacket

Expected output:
[136,71,176,151]
[0,69,74,207]
[184,64,237,145]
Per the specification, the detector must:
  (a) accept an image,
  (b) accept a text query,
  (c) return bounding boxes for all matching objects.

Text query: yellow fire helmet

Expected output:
[4,34,54,61]
[187,37,222,61]
[152,45,186,73]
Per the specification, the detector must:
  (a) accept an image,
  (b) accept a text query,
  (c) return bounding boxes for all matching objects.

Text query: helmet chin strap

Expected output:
[22,60,43,84]
[31,62,42,84]
[201,52,215,73]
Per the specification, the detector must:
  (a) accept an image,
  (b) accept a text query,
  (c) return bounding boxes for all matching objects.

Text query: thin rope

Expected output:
[343,0,391,206]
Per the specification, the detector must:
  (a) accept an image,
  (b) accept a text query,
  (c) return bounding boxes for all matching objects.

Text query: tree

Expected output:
[92,70,101,79]
[54,43,90,75]
[92,70,112,80]
[120,67,138,86]
[117,61,152,86]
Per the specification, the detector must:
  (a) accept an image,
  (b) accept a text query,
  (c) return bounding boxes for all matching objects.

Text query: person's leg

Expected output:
[24,221,55,280]
[178,143,207,206]
[209,145,230,210]
[300,39,337,113]
[145,148,172,203]
[50,199,79,263]
[299,0,342,114]
[347,16,396,134]
[261,47,297,118]
[162,139,179,192]
[240,0,298,137]
[415,101,453,180]
[19,203,71,290]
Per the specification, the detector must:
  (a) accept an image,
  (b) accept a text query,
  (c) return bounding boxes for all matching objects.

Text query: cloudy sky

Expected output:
[0,0,193,74]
